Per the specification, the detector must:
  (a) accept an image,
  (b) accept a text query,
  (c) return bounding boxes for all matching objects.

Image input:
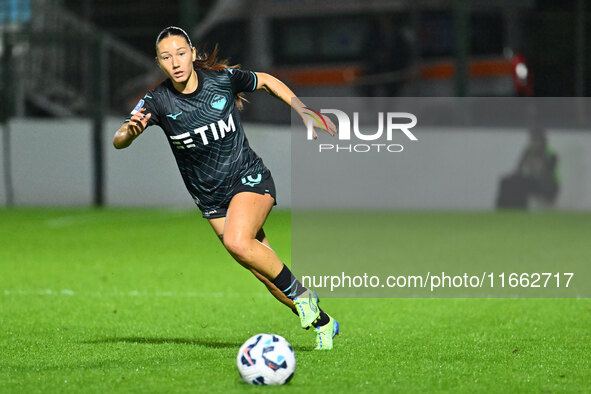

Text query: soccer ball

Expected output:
[236,333,296,385]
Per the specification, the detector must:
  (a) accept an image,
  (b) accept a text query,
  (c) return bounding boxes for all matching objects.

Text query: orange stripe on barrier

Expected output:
[271,59,513,86]
[271,66,362,86]
[420,59,514,80]
[420,63,454,79]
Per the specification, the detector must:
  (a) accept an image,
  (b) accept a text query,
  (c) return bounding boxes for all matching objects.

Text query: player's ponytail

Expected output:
[156,26,247,110]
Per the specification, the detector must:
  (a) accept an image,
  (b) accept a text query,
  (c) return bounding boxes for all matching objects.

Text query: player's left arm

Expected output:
[254,72,337,137]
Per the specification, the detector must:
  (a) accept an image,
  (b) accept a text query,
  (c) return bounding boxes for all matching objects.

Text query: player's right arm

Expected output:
[113,107,152,149]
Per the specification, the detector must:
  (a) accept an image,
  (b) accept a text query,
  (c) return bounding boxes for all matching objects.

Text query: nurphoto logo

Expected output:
[306,109,418,153]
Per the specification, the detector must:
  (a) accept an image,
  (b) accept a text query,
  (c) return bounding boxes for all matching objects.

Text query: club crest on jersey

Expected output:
[210,94,227,110]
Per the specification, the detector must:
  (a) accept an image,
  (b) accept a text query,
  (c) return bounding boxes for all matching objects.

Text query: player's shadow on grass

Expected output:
[84,337,313,352]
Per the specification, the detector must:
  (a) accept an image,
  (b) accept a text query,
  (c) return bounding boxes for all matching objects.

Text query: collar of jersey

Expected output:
[167,68,204,98]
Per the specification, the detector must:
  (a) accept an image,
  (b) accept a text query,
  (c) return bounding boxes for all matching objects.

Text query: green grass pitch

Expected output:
[0,208,589,393]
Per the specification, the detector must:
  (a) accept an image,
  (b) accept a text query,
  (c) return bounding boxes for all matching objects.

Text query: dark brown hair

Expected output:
[155,26,247,109]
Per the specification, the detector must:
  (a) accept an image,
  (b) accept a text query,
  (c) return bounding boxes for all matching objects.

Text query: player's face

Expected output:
[156,35,196,84]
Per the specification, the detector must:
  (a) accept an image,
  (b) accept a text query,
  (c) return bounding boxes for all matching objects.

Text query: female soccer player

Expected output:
[113,26,339,350]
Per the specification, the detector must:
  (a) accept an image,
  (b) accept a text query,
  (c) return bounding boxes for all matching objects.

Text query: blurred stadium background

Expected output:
[0,0,590,210]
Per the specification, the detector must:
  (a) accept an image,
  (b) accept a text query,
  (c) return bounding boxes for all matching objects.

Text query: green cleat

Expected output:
[293,290,320,329]
[314,315,339,350]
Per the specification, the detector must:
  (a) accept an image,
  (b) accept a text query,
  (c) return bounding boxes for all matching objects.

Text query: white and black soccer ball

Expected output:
[236,333,296,385]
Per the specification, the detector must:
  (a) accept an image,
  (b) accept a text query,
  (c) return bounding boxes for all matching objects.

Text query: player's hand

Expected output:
[127,107,151,137]
[299,107,337,139]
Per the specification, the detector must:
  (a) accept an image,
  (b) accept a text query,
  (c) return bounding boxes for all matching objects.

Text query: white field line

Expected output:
[45,215,92,228]
[2,289,263,298]
[44,209,194,228]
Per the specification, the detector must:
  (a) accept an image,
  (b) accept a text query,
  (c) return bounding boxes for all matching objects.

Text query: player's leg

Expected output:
[207,217,296,312]
[223,192,333,328]
[219,191,339,349]
[221,192,282,278]
[254,228,298,313]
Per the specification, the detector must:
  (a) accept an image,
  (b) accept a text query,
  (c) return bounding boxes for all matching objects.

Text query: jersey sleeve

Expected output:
[125,92,160,126]
[227,68,258,94]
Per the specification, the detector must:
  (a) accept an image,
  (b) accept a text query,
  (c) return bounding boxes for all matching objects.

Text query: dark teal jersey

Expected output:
[127,68,269,210]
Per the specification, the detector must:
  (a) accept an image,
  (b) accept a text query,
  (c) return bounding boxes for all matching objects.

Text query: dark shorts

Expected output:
[201,171,277,219]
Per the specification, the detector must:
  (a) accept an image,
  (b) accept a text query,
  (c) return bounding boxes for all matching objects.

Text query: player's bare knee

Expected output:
[223,233,251,261]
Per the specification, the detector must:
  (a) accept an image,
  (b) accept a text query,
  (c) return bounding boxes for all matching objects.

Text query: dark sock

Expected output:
[313,309,330,328]
[272,265,330,325]
[271,264,307,300]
